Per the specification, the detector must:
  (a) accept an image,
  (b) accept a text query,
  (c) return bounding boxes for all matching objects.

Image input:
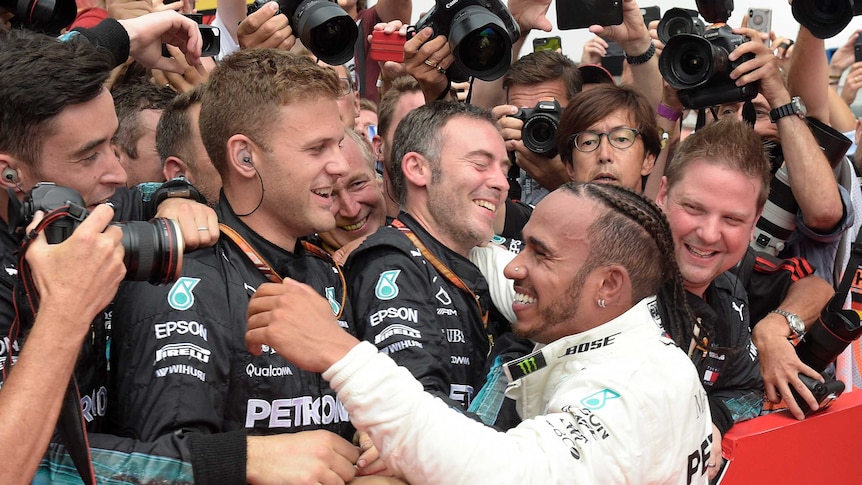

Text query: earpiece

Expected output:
[3,167,19,184]
[239,150,252,165]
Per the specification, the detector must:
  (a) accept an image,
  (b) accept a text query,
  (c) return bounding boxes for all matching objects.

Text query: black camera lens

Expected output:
[660,34,730,90]
[2,0,77,35]
[796,309,862,371]
[293,0,358,65]
[791,0,857,39]
[449,6,511,81]
[118,218,184,286]
[523,116,559,157]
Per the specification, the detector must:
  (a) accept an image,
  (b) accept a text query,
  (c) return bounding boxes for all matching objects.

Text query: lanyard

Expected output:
[391,219,489,329]
[218,223,346,319]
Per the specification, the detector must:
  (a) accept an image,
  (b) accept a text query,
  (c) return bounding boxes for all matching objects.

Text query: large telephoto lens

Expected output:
[449,6,512,81]
[293,0,358,65]
[796,309,862,371]
[119,218,184,285]
[792,0,854,39]
[659,34,729,90]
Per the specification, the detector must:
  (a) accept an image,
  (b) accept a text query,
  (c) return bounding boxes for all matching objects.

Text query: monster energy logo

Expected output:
[517,357,538,374]
[505,352,547,380]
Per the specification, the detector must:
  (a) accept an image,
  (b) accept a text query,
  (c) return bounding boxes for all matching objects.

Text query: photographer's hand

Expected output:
[26,204,126,331]
[152,44,214,93]
[507,0,552,35]
[752,315,823,420]
[403,27,452,104]
[841,61,862,106]
[238,1,296,51]
[119,10,203,73]
[728,27,788,107]
[155,198,219,250]
[581,36,608,65]
[828,30,861,81]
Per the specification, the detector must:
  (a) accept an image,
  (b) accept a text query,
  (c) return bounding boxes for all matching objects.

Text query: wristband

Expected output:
[146,177,206,216]
[657,102,683,122]
[625,41,656,65]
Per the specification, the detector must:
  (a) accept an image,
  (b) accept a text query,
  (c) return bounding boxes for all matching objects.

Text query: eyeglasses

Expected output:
[338,77,354,97]
[569,127,641,153]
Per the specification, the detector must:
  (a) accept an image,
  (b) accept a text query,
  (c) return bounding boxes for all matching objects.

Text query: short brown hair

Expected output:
[502,51,582,101]
[199,49,339,175]
[666,118,771,210]
[377,75,421,141]
[556,84,660,166]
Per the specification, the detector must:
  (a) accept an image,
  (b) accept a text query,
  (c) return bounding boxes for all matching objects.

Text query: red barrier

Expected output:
[717,391,862,484]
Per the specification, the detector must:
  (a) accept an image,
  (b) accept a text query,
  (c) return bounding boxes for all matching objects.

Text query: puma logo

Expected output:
[731,301,744,321]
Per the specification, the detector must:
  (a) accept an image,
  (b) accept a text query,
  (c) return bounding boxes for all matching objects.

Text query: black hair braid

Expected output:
[582,183,711,348]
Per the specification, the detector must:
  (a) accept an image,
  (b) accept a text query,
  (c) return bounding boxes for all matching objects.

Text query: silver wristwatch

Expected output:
[770,309,805,337]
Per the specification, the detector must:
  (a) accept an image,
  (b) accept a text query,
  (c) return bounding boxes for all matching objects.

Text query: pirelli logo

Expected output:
[504,352,547,380]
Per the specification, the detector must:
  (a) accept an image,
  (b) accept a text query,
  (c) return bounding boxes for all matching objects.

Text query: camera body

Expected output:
[659,25,757,109]
[411,0,520,81]
[656,7,704,44]
[247,0,357,65]
[10,183,184,285]
[789,373,845,416]
[511,99,562,158]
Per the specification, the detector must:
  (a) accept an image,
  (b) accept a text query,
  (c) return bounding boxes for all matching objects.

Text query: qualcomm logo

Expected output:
[375,270,401,300]
[168,277,201,311]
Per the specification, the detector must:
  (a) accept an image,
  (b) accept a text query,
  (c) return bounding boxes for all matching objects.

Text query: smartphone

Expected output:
[533,36,562,53]
[601,39,625,77]
[748,8,772,36]
[558,0,622,30]
[855,36,862,62]
[640,6,661,27]
[369,30,406,63]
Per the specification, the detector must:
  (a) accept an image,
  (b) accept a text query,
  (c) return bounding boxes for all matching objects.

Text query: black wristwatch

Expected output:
[769,96,806,123]
[146,177,206,216]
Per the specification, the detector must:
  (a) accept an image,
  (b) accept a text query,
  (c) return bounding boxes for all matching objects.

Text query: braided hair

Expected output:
[559,182,712,348]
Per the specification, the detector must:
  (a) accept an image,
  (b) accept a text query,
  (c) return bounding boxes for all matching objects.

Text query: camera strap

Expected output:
[218,223,346,319]
[390,219,490,338]
[829,226,862,313]
[57,377,97,485]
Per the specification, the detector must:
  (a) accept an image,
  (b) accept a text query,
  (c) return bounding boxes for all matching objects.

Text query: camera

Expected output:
[410,0,520,81]
[792,0,862,40]
[0,0,76,35]
[788,372,846,416]
[182,13,220,58]
[512,99,562,158]
[789,307,862,415]
[658,25,757,109]
[694,0,733,24]
[752,118,851,255]
[9,183,184,285]
[656,8,704,44]
[247,0,358,65]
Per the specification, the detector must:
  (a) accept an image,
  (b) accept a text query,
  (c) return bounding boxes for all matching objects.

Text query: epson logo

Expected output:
[154,343,211,364]
[154,320,208,341]
[245,396,349,428]
[369,307,418,327]
[374,325,421,344]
